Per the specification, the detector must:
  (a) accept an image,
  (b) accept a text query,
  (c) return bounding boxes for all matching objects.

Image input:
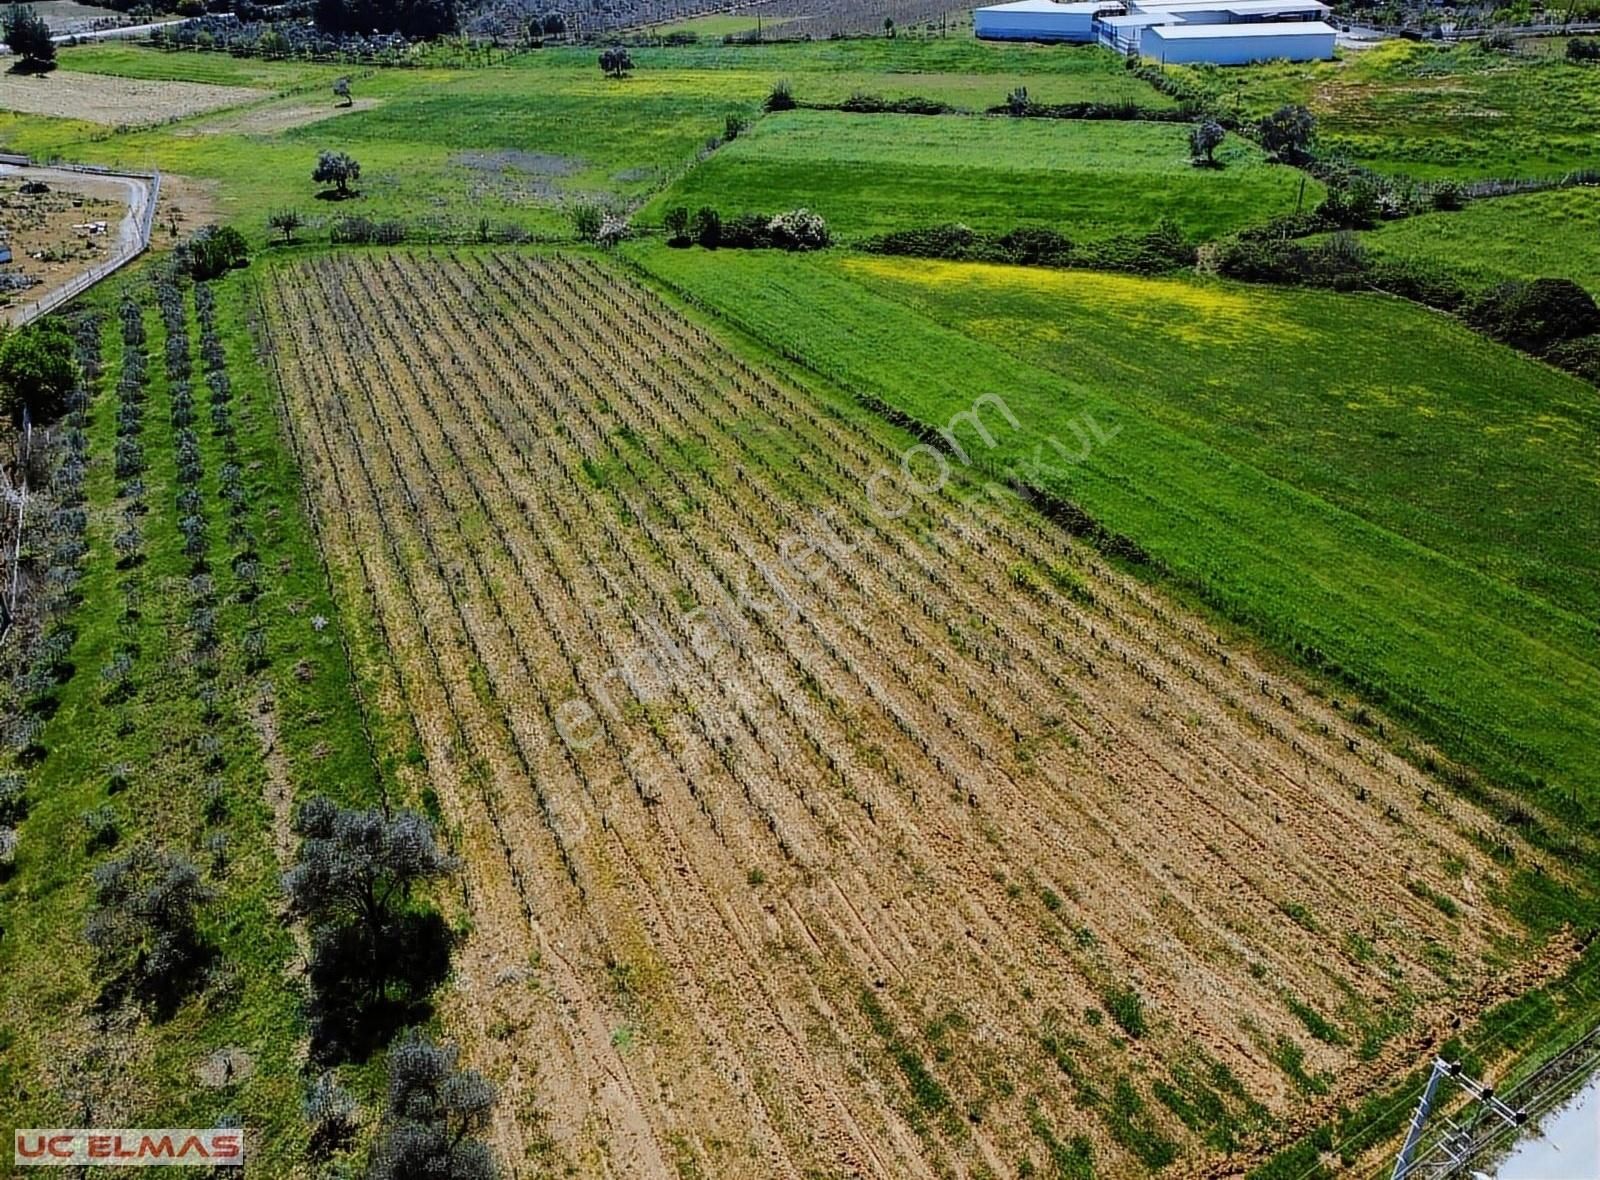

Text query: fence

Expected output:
[6,166,159,327]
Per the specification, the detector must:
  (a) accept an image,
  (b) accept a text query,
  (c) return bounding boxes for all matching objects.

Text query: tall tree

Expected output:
[4,4,55,73]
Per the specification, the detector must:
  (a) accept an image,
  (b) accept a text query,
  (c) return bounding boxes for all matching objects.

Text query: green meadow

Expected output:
[6,40,1169,240]
[1179,40,1600,178]
[643,109,1316,238]
[628,242,1600,827]
[1355,187,1600,293]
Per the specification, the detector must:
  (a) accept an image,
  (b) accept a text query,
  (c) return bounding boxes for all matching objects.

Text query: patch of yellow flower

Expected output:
[842,255,1310,346]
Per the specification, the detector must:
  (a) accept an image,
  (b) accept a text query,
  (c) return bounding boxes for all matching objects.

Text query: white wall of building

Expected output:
[1140,23,1334,60]
[974,2,1103,41]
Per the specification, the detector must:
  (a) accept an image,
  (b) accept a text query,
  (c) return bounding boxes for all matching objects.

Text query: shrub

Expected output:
[178,225,249,280]
[766,208,830,251]
[864,222,981,259]
[1430,180,1465,211]
[0,321,79,423]
[723,111,748,140]
[1464,277,1600,353]
[85,845,213,1011]
[1103,985,1147,1038]
[720,211,774,248]
[82,804,121,852]
[1569,36,1600,61]
[663,207,691,246]
[0,773,25,825]
[1004,85,1030,116]
[570,203,603,242]
[0,825,16,869]
[996,226,1072,267]
[764,79,796,112]
[692,206,722,248]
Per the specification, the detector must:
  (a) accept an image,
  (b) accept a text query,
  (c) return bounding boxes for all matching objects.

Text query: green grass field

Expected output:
[1355,187,1600,293]
[1178,40,1600,179]
[627,242,1600,828]
[643,110,1315,239]
[4,41,1169,241]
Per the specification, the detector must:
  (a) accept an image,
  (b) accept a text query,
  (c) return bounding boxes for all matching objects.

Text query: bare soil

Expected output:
[265,250,1567,1180]
[0,69,264,125]
[0,174,122,308]
[177,96,379,137]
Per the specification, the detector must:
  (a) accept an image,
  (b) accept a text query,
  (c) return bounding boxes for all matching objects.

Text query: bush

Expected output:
[178,225,249,280]
[836,92,953,115]
[663,206,690,246]
[996,226,1073,267]
[692,206,721,248]
[85,844,214,1010]
[764,79,796,112]
[570,203,603,241]
[0,320,78,423]
[1544,333,1600,382]
[1568,36,1600,61]
[865,222,982,260]
[766,208,830,251]
[1464,277,1600,353]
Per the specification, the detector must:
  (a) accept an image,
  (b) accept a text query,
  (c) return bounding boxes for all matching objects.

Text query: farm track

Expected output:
[264,250,1558,1180]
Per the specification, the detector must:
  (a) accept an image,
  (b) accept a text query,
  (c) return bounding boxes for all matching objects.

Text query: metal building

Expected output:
[973,0,1123,43]
[1139,19,1337,62]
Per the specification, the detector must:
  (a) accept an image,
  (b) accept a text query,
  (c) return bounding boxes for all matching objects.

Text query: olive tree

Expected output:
[312,150,362,197]
[369,1031,498,1180]
[84,844,214,1010]
[283,797,457,1058]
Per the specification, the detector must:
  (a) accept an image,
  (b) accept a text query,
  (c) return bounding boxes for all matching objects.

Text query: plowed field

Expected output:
[262,251,1558,1179]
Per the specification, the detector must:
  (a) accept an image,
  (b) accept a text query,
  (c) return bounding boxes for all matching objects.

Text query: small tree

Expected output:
[304,1071,359,1159]
[369,1031,498,1180]
[333,76,353,106]
[598,46,633,77]
[312,150,362,197]
[692,206,721,248]
[0,321,78,423]
[283,797,456,1058]
[663,206,691,246]
[1257,104,1315,164]
[883,15,895,36]
[178,224,248,279]
[1189,118,1225,166]
[570,203,603,241]
[269,209,304,243]
[4,4,55,73]
[84,844,214,1010]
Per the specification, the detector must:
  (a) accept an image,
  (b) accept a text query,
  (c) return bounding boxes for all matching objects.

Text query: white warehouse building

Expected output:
[973,0,1119,42]
[1140,20,1335,62]
[974,0,1336,63]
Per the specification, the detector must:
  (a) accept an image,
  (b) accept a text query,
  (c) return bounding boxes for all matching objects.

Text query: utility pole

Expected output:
[1393,1058,1528,1180]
